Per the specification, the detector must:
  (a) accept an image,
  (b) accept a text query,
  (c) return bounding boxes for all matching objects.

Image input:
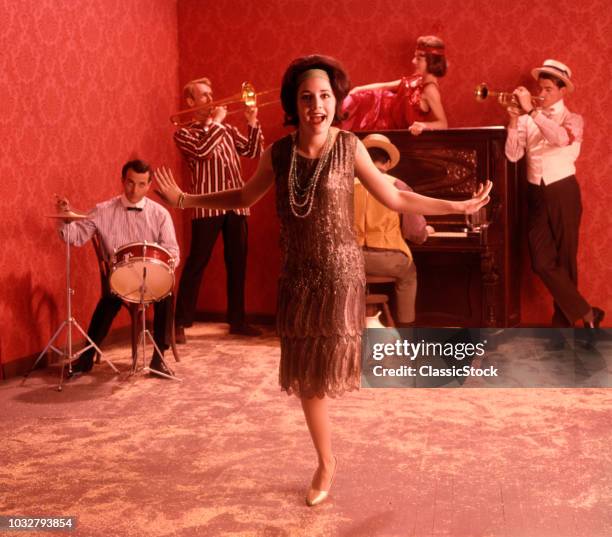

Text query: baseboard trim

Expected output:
[193,312,276,325]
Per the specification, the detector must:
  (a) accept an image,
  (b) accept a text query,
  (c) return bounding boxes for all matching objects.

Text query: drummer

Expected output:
[56,159,180,377]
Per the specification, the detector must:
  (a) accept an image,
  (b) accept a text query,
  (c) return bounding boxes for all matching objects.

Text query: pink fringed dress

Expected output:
[341,74,432,131]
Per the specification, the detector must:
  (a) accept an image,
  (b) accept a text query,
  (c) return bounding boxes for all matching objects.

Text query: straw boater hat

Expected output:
[362,134,400,170]
[531,59,574,93]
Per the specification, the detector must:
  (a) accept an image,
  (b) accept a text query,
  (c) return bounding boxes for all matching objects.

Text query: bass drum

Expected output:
[109,242,175,303]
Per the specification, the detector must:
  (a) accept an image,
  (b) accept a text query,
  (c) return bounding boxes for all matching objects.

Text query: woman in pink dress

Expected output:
[342,35,448,135]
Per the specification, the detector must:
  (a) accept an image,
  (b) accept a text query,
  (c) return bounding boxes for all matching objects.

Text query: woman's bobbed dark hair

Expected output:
[280,55,351,126]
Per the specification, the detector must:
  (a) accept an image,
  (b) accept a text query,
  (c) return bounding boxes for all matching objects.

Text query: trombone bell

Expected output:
[170,81,278,127]
[241,82,257,108]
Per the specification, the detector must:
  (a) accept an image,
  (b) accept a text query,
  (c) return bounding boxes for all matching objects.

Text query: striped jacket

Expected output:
[174,121,264,219]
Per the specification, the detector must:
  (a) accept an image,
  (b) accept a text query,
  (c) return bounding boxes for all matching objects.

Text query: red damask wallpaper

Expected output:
[2,0,611,372]
[177,0,611,327]
[0,0,182,372]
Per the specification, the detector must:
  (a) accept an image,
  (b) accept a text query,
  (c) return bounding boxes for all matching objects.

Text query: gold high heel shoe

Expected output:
[305,456,337,507]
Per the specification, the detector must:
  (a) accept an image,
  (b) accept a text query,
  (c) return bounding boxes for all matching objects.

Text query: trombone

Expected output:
[475,83,543,109]
[170,82,279,127]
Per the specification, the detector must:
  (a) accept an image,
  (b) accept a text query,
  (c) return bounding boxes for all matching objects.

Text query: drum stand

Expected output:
[23,224,119,391]
[131,263,181,381]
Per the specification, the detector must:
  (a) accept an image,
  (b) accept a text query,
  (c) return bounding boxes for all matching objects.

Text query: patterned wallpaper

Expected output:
[2,0,610,370]
[177,0,611,327]
[0,0,182,370]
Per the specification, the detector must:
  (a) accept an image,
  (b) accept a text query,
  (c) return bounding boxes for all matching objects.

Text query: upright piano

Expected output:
[359,127,525,328]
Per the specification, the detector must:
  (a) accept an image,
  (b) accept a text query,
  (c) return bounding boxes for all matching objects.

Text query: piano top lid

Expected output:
[439,126,506,132]
[359,125,507,133]
[358,126,508,140]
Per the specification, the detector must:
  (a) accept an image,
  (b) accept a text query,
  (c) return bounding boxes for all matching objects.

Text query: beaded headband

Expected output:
[297,68,331,86]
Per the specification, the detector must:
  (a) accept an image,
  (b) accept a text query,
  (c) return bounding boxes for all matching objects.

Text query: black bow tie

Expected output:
[126,207,142,212]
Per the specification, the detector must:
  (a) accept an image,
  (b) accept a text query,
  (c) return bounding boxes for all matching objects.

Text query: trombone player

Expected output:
[505,59,604,334]
[173,77,264,341]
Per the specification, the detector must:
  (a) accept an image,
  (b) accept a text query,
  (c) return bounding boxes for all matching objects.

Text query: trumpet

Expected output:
[170,82,279,127]
[475,83,543,109]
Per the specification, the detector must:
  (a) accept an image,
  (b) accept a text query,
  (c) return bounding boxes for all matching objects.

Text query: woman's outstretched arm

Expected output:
[154,146,275,210]
[354,139,491,215]
[349,79,401,95]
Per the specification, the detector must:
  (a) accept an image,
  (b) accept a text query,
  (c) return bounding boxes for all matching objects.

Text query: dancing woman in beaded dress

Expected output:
[155,55,491,506]
[342,35,448,135]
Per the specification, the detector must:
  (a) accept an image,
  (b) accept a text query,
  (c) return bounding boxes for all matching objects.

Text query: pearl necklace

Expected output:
[288,131,333,218]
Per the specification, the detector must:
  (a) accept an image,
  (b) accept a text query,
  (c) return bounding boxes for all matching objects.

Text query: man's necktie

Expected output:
[126,207,142,212]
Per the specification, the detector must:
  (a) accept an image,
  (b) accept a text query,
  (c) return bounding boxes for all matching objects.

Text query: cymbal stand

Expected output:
[131,245,181,381]
[23,223,119,391]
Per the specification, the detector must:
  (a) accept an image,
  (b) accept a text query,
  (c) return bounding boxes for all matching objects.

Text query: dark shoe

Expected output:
[68,354,94,376]
[149,352,174,378]
[229,323,262,337]
[175,325,186,344]
[583,307,605,349]
[66,367,83,379]
[584,307,605,329]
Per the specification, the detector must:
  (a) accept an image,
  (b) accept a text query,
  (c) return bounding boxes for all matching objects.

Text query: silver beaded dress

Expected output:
[271,130,365,398]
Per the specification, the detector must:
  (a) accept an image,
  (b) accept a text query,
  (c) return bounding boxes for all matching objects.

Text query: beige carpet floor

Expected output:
[1,323,611,537]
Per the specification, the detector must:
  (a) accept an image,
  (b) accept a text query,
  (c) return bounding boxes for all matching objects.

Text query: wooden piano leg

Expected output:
[481,250,499,327]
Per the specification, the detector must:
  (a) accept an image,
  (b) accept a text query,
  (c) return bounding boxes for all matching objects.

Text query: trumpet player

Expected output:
[172,77,264,342]
[505,60,604,334]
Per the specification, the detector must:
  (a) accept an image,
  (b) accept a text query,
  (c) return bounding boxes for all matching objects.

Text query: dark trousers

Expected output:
[527,176,590,326]
[81,294,171,363]
[175,214,248,327]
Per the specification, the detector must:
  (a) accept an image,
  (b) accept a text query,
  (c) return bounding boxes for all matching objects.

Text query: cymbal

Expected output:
[47,210,89,222]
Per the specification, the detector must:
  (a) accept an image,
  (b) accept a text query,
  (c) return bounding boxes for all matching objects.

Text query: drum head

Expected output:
[109,258,174,303]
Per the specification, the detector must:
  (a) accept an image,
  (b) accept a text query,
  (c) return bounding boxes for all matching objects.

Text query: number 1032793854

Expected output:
[0,516,76,531]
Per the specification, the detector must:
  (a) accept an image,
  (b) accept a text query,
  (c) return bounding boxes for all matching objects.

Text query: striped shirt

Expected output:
[174,121,264,219]
[59,196,180,266]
